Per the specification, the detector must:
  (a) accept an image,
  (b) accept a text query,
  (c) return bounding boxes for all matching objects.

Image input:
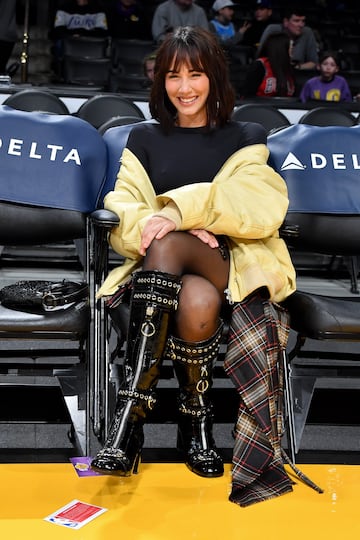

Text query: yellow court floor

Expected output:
[0,462,358,539]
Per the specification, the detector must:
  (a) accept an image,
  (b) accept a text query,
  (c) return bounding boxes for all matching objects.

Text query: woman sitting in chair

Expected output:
[91,26,296,506]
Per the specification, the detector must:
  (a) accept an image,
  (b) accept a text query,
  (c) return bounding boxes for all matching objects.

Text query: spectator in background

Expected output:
[258,4,318,70]
[0,0,17,75]
[151,0,209,44]
[209,0,250,49]
[241,0,274,49]
[106,0,152,40]
[240,32,295,98]
[300,50,352,103]
[142,51,156,87]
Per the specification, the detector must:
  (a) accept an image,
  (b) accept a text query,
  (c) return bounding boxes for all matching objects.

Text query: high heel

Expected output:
[177,414,224,478]
[132,452,141,474]
[91,421,144,476]
[169,325,225,478]
[91,271,182,476]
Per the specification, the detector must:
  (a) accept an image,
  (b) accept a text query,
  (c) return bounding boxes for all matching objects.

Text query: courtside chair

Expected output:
[231,103,291,134]
[97,115,143,135]
[3,88,70,114]
[268,123,360,459]
[0,105,107,456]
[296,107,358,293]
[76,94,145,129]
[298,106,356,127]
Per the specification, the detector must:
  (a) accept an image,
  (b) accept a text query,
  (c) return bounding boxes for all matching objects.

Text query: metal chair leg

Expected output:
[281,349,296,463]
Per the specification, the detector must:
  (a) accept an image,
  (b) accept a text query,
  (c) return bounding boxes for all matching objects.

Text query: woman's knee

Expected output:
[146,232,186,257]
[175,275,222,337]
[181,280,221,312]
[143,232,189,273]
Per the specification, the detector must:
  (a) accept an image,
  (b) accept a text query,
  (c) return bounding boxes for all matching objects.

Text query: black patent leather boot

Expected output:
[91,270,182,476]
[169,325,224,478]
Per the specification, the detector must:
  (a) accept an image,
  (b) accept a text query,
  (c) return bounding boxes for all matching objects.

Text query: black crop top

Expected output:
[125,121,267,194]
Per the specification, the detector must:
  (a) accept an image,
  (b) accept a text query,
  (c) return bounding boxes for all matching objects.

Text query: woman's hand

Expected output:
[189,229,219,248]
[140,217,219,256]
[139,215,176,256]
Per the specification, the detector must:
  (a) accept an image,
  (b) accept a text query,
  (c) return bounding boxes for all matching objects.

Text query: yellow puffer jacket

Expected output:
[97,142,296,303]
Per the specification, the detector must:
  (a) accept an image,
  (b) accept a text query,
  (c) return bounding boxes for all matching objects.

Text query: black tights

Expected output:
[142,232,230,342]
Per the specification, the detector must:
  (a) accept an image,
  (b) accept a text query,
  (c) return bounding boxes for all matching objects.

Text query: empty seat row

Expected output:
[55,36,156,92]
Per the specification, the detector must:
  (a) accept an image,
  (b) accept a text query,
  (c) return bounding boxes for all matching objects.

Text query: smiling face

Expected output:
[165,61,210,127]
[149,26,235,131]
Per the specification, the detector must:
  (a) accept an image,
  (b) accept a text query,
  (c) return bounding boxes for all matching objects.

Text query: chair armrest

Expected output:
[90,208,120,229]
[90,209,120,286]
[279,221,299,239]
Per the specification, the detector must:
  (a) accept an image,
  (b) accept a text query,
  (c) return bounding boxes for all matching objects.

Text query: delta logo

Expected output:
[280,152,360,171]
[0,136,81,165]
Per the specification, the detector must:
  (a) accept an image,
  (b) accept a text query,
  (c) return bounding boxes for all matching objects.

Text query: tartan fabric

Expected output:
[223,292,293,507]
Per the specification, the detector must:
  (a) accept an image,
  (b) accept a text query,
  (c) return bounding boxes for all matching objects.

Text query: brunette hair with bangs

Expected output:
[149,26,235,131]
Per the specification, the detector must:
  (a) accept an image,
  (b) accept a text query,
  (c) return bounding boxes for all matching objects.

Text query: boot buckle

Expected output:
[141,320,156,337]
[196,379,209,393]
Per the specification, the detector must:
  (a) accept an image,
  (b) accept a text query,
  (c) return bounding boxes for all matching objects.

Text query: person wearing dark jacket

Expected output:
[241,0,274,49]
[106,0,152,40]
[240,31,295,98]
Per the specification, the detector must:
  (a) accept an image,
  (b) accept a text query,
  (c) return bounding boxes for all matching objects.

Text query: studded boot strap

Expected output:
[167,323,224,417]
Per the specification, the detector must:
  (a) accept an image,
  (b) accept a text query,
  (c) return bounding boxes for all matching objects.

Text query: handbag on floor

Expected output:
[0,279,88,312]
